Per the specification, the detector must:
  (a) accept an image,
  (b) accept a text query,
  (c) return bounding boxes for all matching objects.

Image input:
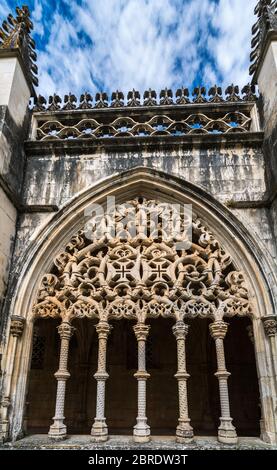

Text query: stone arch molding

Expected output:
[32,196,252,323]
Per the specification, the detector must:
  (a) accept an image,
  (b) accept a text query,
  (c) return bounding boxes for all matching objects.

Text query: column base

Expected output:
[0,420,9,443]
[48,420,67,440]
[218,418,238,444]
[133,420,151,443]
[261,431,277,445]
[259,418,265,441]
[91,419,108,442]
[176,421,194,443]
[133,435,151,443]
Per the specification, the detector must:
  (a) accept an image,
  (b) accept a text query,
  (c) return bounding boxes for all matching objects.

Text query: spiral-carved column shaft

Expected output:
[91,321,111,442]
[172,321,193,442]
[133,323,151,443]
[209,321,237,444]
[48,322,74,440]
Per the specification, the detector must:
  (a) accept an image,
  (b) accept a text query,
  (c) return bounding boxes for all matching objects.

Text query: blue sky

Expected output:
[0,0,257,98]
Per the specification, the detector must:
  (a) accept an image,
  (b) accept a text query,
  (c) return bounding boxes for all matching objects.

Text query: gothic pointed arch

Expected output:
[8,167,276,324]
[4,167,277,443]
[32,197,252,323]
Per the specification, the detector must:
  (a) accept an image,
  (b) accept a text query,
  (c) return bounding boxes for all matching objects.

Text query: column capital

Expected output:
[1,396,11,408]
[209,320,228,340]
[172,321,189,340]
[262,316,277,337]
[10,315,25,337]
[133,323,150,341]
[57,322,75,340]
[95,321,112,339]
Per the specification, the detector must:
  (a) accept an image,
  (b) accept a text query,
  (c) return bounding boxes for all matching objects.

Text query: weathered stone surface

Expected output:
[1,1,277,449]
[2,434,276,450]
[0,187,16,316]
[23,145,266,208]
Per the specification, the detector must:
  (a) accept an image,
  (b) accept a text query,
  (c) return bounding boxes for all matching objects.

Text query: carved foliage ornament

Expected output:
[10,315,25,337]
[0,5,38,87]
[262,316,277,337]
[32,198,252,322]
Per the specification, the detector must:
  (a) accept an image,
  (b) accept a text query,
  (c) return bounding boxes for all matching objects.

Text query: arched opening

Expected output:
[106,319,137,435]
[147,318,177,435]
[27,318,58,433]
[27,318,98,435]
[26,316,260,439]
[225,317,260,436]
[6,169,276,444]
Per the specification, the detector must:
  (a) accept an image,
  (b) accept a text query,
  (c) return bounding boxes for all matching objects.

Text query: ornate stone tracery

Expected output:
[32,198,252,323]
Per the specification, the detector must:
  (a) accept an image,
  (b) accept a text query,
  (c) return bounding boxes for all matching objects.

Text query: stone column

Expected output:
[263,316,277,385]
[209,320,238,444]
[133,323,151,443]
[91,321,112,441]
[172,321,193,442]
[0,316,25,441]
[48,322,74,440]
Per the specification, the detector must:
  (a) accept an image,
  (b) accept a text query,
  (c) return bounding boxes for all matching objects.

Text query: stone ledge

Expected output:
[1,435,276,450]
[24,132,264,157]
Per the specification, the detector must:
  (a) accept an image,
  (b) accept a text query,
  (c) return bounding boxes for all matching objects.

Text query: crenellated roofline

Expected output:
[31,84,257,112]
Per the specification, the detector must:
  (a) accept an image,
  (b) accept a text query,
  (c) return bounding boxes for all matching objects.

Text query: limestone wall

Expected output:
[0,187,16,316]
[0,55,31,341]
[0,57,30,200]
[232,207,277,262]
[23,144,266,208]
[14,140,267,258]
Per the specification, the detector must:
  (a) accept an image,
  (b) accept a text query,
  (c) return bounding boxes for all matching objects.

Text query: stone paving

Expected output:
[1,435,277,450]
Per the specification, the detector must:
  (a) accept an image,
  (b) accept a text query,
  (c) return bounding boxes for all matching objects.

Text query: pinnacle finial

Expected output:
[250,0,277,81]
[0,5,38,88]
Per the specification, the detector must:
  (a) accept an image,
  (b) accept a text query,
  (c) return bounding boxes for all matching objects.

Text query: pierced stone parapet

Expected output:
[31,85,258,114]
[30,84,258,142]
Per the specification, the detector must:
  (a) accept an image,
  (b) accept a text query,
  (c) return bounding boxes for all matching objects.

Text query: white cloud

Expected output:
[2,0,257,98]
[211,0,257,88]
[32,0,44,36]
[0,0,11,19]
